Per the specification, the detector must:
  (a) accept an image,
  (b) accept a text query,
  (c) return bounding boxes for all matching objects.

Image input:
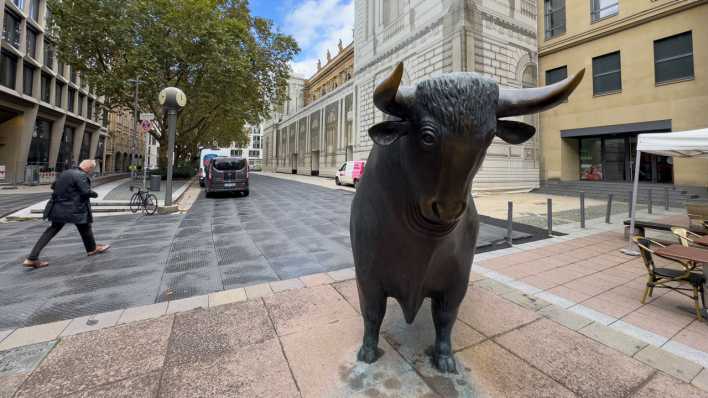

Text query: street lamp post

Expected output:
[159,87,187,207]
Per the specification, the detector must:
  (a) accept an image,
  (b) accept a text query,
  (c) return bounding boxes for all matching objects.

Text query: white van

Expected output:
[199,147,230,187]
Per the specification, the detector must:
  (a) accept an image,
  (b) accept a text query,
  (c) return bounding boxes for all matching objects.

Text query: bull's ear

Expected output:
[368,121,409,146]
[495,120,536,145]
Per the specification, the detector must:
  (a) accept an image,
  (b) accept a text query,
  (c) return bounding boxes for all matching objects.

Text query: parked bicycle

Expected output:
[129,185,158,215]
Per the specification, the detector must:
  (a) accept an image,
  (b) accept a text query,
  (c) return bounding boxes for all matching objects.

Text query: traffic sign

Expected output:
[140,112,155,121]
[141,120,152,133]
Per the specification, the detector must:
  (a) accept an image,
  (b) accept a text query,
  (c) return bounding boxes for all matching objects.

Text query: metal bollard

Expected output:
[628,191,633,218]
[580,192,586,229]
[665,187,670,211]
[648,189,653,214]
[606,193,613,224]
[547,198,553,237]
[507,201,513,245]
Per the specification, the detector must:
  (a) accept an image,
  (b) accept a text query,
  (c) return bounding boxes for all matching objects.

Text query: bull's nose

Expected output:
[432,201,466,221]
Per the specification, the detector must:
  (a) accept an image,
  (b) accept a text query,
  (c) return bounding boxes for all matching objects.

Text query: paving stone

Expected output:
[269,278,305,292]
[15,316,173,398]
[264,285,359,336]
[457,340,575,397]
[118,302,168,324]
[327,267,355,282]
[208,288,247,307]
[280,316,435,398]
[0,320,69,351]
[299,272,334,287]
[332,279,360,313]
[166,300,275,367]
[244,282,273,299]
[475,278,516,295]
[579,322,648,356]
[60,310,124,337]
[0,372,31,398]
[634,345,703,383]
[496,318,654,398]
[633,372,708,398]
[0,329,12,343]
[692,368,708,392]
[538,305,593,331]
[61,370,161,398]
[502,290,552,311]
[0,341,55,376]
[166,295,209,314]
[160,339,298,398]
[457,286,539,337]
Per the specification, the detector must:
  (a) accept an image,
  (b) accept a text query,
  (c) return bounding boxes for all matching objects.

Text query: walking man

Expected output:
[23,159,111,268]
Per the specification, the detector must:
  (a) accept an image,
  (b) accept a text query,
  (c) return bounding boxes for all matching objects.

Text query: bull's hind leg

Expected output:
[356,280,387,363]
[431,295,460,373]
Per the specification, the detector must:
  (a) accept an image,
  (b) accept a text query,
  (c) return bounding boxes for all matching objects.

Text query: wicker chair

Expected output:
[633,236,706,319]
[671,227,704,247]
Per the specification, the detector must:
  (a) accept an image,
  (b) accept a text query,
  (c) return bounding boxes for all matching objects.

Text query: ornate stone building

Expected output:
[264,0,541,192]
[103,108,145,174]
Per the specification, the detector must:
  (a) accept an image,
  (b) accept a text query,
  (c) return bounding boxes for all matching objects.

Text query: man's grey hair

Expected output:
[79,159,97,171]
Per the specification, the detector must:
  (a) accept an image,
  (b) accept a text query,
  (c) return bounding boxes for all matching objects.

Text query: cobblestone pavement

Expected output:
[0,174,547,329]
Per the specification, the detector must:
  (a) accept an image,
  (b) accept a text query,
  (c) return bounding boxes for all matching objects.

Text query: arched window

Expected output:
[522,64,537,88]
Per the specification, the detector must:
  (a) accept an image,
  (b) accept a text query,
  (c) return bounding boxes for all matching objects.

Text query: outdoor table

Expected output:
[693,235,708,247]
[654,244,708,269]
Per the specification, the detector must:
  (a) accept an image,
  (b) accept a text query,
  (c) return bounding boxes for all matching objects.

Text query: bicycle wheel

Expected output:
[129,192,142,213]
[143,194,159,215]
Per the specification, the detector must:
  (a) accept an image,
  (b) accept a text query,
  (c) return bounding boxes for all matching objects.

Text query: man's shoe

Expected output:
[23,259,49,268]
[87,244,111,256]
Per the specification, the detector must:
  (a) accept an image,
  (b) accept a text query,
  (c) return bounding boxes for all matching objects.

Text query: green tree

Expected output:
[48,0,298,165]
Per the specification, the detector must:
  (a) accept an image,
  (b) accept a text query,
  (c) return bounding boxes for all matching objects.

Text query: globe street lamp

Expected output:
[159,87,187,207]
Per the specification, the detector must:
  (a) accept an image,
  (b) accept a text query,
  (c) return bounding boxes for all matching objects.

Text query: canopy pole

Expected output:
[622,149,642,256]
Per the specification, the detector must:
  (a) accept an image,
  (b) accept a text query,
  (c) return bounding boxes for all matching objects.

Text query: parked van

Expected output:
[205,157,249,197]
[199,147,230,187]
[335,160,366,188]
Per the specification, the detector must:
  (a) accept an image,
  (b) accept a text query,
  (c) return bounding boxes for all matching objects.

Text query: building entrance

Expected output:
[311,151,319,176]
[579,134,673,183]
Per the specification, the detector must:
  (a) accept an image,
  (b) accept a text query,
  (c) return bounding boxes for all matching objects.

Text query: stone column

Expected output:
[72,122,86,165]
[48,115,67,169]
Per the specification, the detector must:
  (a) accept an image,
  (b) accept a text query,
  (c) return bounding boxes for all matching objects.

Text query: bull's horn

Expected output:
[496,69,585,117]
[373,62,413,118]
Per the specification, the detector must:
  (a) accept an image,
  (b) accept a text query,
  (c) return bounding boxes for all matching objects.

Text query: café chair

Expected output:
[633,236,706,319]
[671,227,704,247]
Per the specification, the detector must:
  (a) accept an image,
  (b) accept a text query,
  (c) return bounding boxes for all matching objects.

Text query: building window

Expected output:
[654,31,693,84]
[231,149,242,157]
[87,99,93,119]
[55,81,63,107]
[28,118,52,165]
[249,150,260,158]
[3,10,21,48]
[102,108,108,127]
[80,131,91,161]
[545,65,567,85]
[68,88,75,112]
[592,51,621,95]
[29,0,39,21]
[78,94,85,116]
[252,135,261,149]
[22,64,34,95]
[43,40,54,69]
[41,73,51,102]
[0,51,17,89]
[12,0,24,9]
[70,65,77,83]
[544,0,565,39]
[591,0,618,22]
[57,60,64,76]
[26,28,38,59]
[57,126,75,171]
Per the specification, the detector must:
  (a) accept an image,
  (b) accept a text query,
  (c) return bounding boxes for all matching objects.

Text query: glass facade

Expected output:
[592,52,622,95]
[41,73,51,102]
[591,0,618,22]
[43,40,54,69]
[79,131,91,161]
[55,81,63,107]
[544,0,565,39]
[26,27,37,59]
[3,11,21,48]
[579,135,672,183]
[22,64,34,96]
[56,126,75,171]
[28,119,52,165]
[0,51,17,89]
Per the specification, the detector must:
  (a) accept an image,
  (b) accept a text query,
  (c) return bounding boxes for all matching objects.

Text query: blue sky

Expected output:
[249,0,354,78]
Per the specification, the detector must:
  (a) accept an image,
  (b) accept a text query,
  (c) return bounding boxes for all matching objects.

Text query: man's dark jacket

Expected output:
[47,168,98,224]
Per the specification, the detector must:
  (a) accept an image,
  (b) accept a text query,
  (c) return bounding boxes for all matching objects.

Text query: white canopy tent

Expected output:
[624,128,708,255]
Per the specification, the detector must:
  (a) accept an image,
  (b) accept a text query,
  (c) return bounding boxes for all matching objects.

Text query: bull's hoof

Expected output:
[432,353,458,374]
[357,345,383,363]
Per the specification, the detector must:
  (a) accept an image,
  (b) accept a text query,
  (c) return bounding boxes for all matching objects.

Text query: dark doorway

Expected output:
[579,134,673,183]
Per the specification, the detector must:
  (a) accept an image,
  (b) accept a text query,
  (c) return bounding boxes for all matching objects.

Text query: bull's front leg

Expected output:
[356,279,387,363]
[431,295,460,373]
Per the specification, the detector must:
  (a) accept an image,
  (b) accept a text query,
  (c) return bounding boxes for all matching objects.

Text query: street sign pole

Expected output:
[165,109,177,206]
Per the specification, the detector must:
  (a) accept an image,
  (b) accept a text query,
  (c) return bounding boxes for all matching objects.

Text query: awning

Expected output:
[636,129,708,158]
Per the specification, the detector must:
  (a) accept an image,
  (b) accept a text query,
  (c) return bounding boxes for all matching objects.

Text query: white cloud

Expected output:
[283,0,354,79]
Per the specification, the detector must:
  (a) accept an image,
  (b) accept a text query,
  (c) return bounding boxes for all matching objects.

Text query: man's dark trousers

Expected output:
[27,223,96,260]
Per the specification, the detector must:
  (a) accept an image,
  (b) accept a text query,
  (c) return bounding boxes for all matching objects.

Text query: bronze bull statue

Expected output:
[350,62,584,372]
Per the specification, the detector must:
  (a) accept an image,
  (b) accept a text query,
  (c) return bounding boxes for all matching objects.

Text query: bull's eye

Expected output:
[420,130,437,147]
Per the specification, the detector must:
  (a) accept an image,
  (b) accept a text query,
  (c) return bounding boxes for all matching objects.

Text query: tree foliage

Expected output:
[48,0,299,163]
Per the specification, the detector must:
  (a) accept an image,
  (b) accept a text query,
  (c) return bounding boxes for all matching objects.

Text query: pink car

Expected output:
[335,160,366,188]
